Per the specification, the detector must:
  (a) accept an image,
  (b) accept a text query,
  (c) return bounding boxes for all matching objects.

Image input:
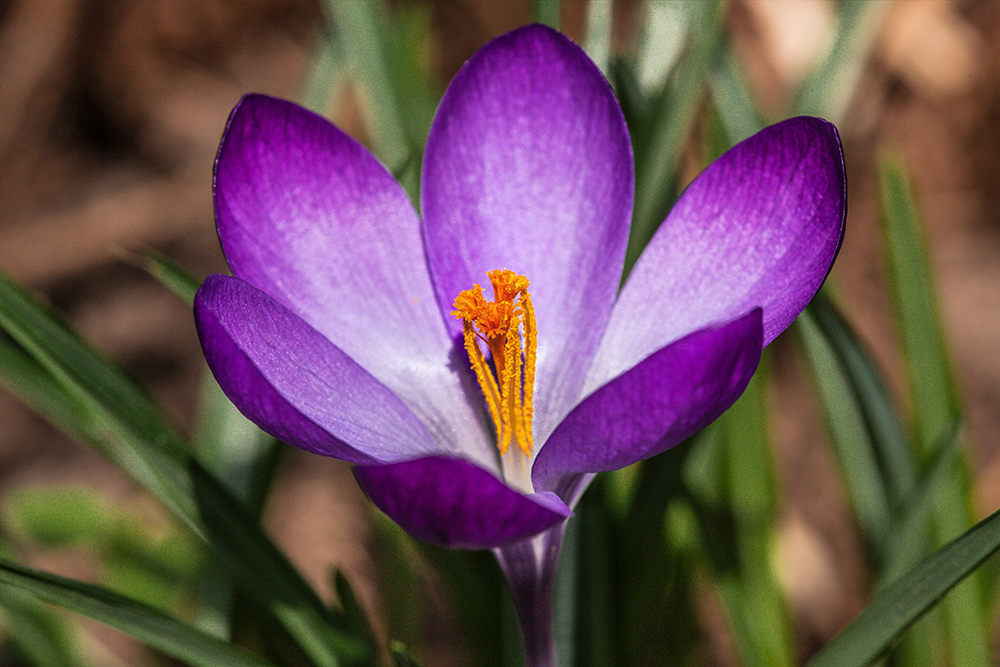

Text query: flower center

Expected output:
[452,269,537,458]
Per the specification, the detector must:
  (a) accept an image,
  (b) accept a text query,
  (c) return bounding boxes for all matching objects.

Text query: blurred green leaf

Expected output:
[390,641,423,667]
[0,544,82,667]
[3,487,107,547]
[710,50,765,145]
[796,303,895,556]
[326,0,437,203]
[626,0,726,277]
[533,0,560,29]
[137,248,201,306]
[808,506,1000,667]
[570,478,618,667]
[0,556,276,667]
[880,156,988,666]
[190,462,371,667]
[583,0,612,77]
[880,159,961,453]
[688,364,794,667]
[793,0,889,123]
[805,293,917,510]
[300,19,346,116]
[0,270,201,536]
[194,372,280,516]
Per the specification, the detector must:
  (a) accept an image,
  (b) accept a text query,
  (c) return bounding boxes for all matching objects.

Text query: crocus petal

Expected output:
[214,94,492,464]
[422,24,633,441]
[587,117,844,389]
[195,274,440,464]
[533,309,763,493]
[354,456,572,549]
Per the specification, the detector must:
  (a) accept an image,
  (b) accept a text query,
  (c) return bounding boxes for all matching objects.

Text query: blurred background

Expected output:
[0,0,997,664]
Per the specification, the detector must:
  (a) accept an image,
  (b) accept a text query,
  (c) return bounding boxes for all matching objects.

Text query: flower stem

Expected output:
[494,526,565,667]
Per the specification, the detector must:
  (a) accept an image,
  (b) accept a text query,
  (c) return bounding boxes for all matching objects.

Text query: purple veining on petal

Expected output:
[587,117,845,391]
[195,274,439,464]
[214,94,492,464]
[422,24,634,442]
[534,309,763,493]
[354,456,572,549]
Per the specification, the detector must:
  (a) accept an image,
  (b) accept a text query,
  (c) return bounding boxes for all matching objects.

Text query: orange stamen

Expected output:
[452,270,536,457]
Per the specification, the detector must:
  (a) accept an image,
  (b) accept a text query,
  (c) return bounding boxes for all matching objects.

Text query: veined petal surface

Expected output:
[214,94,491,463]
[354,456,572,549]
[422,25,633,442]
[195,274,439,464]
[587,117,844,390]
[534,310,763,493]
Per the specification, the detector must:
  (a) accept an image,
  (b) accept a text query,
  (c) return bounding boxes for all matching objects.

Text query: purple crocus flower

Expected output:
[195,24,844,667]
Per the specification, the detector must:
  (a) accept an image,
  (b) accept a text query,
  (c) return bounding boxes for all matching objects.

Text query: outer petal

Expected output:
[533,309,763,493]
[214,94,492,464]
[422,25,633,442]
[354,457,572,549]
[587,117,844,390]
[194,274,439,464]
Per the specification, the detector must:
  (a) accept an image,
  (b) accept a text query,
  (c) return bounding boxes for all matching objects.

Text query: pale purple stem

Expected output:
[494,525,566,667]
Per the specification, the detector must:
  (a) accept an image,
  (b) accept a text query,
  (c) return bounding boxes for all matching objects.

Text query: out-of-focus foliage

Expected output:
[1,1,997,666]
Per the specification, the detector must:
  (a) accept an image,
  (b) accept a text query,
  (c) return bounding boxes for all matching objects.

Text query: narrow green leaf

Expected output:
[626,0,726,276]
[390,641,423,667]
[796,306,894,552]
[793,0,889,123]
[299,20,346,116]
[571,479,617,667]
[709,50,765,145]
[135,249,201,306]
[805,293,916,508]
[583,0,612,77]
[880,157,987,666]
[0,543,82,667]
[0,270,186,457]
[880,159,960,453]
[699,364,794,667]
[0,557,276,667]
[194,372,279,516]
[325,0,436,203]
[880,422,961,588]
[616,443,697,665]
[0,331,94,448]
[0,270,200,536]
[807,506,1000,667]
[190,462,370,667]
[533,0,560,29]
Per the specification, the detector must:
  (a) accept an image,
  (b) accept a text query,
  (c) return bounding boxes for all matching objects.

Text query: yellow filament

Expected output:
[462,321,503,444]
[452,270,537,458]
[519,293,536,454]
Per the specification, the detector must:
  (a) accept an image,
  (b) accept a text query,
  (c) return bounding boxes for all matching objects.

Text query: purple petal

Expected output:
[533,310,763,492]
[354,456,572,549]
[214,94,491,463]
[194,274,440,464]
[422,25,633,442]
[588,117,844,388]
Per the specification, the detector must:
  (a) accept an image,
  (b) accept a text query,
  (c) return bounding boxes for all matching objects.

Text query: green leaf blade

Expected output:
[808,507,1000,667]
[0,557,277,667]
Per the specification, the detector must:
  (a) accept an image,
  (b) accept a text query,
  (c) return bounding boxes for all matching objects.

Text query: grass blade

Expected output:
[0,270,199,535]
[792,0,889,123]
[626,0,726,276]
[190,462,371,667]
[0,557,276,667]
[807,506,1000,667]
[880,156,987,666]
[796,305,894,554]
